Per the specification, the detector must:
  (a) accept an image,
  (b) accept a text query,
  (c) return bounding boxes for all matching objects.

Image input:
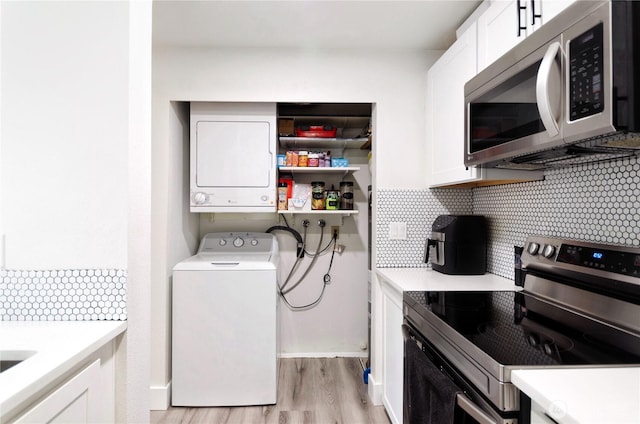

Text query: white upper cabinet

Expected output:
[540,0,578,23]
[427,22,479,187]
[426,4,545,188]
[477,0,576,71]
[477,1,525,72]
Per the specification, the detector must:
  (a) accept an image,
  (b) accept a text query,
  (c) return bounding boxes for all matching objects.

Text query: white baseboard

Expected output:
[150,381,171,410]
[279,352,367,358]
[367,373,383,406]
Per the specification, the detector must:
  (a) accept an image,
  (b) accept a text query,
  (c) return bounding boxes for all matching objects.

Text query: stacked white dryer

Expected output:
[171,232,279,406]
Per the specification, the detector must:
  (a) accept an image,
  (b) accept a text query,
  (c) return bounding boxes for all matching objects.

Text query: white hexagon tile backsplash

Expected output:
[0,269,126,321]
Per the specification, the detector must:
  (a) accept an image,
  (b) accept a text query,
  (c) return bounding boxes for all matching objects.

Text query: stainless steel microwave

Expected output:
[465,0,640,170]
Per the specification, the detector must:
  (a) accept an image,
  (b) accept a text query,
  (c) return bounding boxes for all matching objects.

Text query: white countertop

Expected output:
[512,367,640,424]
[0,320,127,421]
[376,267,520,292]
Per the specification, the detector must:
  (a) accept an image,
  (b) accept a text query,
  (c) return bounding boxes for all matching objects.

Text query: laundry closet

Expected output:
[150,44,430,410]
[167,100,372,358]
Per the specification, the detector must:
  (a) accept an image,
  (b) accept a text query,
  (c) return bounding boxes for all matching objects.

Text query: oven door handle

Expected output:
[456,393,498,424]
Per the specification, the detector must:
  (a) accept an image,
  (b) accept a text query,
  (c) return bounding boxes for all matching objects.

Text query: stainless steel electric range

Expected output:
[403,236,640,424]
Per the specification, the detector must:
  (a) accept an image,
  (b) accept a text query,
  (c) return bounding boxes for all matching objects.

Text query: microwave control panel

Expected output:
[569,23,604,121]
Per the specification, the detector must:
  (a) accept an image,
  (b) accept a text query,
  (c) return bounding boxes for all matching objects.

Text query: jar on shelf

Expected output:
[325,186,340,210]
[298,151,309,167]
[339,181,354,210]
[311,181,325,210]
[308,152,319,167]
[286,151,298,167]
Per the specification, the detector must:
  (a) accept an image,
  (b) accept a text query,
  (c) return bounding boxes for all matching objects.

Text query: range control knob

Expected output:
[219,239,227,246]
[251,239,259,246]
[193,192,208,204]
[527,242,540,255]
[542,244,556,258]
[233,237,245,248]
[543,343,556,356]
[527,334,540,347]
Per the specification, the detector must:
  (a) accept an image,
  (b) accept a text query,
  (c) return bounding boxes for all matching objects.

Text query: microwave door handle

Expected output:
[536,41,562,137]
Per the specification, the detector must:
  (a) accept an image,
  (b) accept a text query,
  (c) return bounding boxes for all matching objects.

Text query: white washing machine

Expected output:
[171,232,279,406]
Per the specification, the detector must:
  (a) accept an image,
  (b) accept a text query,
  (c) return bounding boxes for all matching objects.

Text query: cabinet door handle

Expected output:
[531,0,542,26]
[516,0,527,37]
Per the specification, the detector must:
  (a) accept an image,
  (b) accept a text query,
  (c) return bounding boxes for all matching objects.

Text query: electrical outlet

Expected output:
[389,222,407,240]
[331,226,340,239]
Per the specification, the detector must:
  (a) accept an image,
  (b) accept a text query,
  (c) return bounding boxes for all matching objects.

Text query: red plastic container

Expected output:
[295,125,337,138]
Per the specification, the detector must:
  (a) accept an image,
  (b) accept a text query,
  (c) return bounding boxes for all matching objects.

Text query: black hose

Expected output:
[265,225,304,258]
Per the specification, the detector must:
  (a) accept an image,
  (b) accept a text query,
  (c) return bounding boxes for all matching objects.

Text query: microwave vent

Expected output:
[495,162,547,170]
[494,132,640,170]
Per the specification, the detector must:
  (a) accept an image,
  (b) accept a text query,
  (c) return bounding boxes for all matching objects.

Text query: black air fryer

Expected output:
[425,215,487,275]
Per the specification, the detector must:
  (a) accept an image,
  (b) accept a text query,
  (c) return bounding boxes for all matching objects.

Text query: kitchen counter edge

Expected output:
[512,367,640,424]
[375,267,520,293]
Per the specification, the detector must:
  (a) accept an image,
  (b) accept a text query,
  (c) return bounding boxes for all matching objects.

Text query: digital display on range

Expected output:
[557,244,639,276]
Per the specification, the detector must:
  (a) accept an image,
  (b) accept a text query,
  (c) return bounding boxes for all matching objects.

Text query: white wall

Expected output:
[127,2,153,423]
[2,2,153,422]
[1,1,128,269]
[149,101,199,408]
[151,46,439,408]
[154,47,439,190]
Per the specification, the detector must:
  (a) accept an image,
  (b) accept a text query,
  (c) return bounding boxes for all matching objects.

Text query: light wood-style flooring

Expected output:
[151,357,390,424]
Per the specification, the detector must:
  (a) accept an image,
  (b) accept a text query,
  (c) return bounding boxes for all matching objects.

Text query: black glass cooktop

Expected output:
[405,290,640,367]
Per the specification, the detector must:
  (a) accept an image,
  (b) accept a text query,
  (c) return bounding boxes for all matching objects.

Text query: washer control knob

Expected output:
[233,237,245,248]
[542,244,556,258]
[250,239,259,246]
[528,242,540,255]
[193,192,208,204]
[219,239,227,246]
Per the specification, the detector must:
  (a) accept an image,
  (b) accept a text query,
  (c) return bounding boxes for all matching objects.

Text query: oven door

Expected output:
[403,323,520,424]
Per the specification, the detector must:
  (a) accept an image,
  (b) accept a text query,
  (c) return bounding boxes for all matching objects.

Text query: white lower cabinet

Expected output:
[11,342,115,424]
[14,360,101,424]
[381,280,404,424]
[530,400,558,424]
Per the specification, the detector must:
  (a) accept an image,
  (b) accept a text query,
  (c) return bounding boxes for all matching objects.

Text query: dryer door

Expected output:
[189,102,277,212]
[196,120,272,188]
